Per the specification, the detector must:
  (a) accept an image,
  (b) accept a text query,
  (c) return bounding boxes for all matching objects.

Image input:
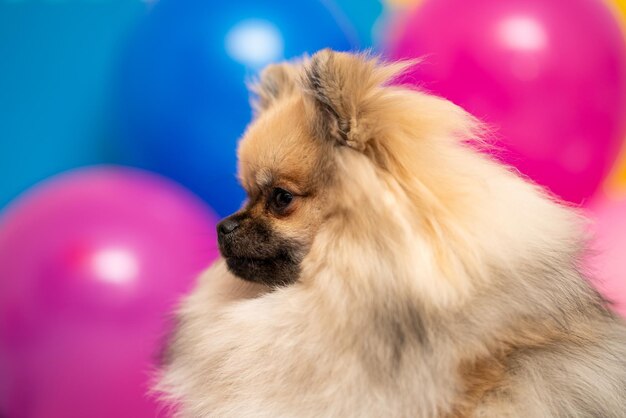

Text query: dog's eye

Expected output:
[270,188,293,212]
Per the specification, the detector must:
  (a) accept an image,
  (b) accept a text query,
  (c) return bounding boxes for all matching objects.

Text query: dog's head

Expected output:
[217,49,579,300]
[216,53,337,287]
[217,50,440,287]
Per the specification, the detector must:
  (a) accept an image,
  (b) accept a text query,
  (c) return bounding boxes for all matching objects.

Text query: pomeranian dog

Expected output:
[157,50,626,417]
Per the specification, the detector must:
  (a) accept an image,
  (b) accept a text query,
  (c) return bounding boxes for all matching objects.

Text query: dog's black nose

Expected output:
[217,218,240,236]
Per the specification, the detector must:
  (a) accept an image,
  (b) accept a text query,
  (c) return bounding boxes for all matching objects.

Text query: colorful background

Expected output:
[1,0,625,416]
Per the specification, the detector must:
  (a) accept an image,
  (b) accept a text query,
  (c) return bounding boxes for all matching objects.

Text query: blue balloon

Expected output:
[0,1,146,211]
[113,0,357,216]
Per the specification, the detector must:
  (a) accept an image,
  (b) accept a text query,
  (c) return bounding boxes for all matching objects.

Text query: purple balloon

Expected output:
[0,166,218,418]
[388,0,626,203]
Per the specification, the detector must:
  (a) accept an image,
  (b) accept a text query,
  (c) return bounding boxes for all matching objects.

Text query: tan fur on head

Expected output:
[249,61,301,114]
[301,49,416,150]
[157,50,626,417]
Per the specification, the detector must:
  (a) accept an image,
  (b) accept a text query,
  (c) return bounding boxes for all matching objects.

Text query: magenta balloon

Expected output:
[586,193,626,317]
[388,0,626,203]
[0,166,218,418]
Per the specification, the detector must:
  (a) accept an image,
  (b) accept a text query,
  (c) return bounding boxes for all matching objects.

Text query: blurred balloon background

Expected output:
[389,0,626,204]
[0,167,218,417]
[587,190,626,317]
[1,0,625,416]
[0,0,146,210]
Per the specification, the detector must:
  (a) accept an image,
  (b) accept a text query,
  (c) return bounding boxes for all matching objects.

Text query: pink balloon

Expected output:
[388,0,626,203]
[0,166,218,418]
[587,192,626,317]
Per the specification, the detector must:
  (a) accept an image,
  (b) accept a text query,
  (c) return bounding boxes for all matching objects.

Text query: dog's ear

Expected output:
[249,62,300,114]
[301,49,413,151]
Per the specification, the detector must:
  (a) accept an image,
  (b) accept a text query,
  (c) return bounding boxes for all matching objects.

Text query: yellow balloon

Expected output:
[604,146,626,198]
[609,0,626,34]
[384,0,421,8]
[615,150,626,189]
[604,1,626,197]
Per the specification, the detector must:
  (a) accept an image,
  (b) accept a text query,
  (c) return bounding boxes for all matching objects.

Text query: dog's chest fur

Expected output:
[160,260,626,418]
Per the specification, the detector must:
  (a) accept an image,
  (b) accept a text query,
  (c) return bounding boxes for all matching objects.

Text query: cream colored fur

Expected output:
[157,50,626,417]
